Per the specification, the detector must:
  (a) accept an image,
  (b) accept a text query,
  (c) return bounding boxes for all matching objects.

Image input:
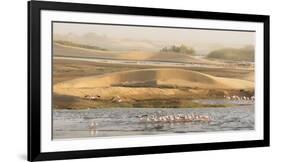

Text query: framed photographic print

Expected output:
[28,0,270,161]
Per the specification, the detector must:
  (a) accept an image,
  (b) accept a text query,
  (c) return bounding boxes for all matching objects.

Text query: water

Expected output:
[55,56,229,69]
[53,103,254,139]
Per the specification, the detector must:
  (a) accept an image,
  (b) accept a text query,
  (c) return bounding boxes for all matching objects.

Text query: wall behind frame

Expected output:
[0,0,278,162]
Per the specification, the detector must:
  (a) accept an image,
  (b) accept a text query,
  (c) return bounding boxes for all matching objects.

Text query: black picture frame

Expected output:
[28,0,270,161]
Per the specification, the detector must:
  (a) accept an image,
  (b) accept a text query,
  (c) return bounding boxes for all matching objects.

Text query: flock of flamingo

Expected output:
[88,112,212,132]
[87,95,255,128]
[224,95,255,101]
[137,113,211,123]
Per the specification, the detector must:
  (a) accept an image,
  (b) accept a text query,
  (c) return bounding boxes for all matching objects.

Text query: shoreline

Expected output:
[53,97,254,110]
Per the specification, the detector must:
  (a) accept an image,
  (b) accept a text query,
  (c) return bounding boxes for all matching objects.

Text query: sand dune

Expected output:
[54,43,216,64]
[243,71,255,81]
[54,68,254,98]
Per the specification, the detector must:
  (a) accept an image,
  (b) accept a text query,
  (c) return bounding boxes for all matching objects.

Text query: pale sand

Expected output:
[54,68,254,99]
[54,43,220,64]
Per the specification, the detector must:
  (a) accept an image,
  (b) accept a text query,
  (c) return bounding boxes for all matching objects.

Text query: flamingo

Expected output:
[251,96,255,101]
[89,120,98,129]
[146,117,151,122]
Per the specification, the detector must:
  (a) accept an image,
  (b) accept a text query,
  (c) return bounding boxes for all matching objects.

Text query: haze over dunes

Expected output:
[53,32,164,52]
[53,23,255,54]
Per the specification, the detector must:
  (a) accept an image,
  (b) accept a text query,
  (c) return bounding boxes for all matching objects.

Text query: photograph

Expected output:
[52,22,256,139]
[27,1,270,161]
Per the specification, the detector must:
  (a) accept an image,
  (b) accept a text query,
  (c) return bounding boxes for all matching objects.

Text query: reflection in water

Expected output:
[143,120,210,133]
[53,101,254,139]
[89,120,99,136]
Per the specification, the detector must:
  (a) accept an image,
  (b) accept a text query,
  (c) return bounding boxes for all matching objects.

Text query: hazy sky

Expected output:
[53,22,255,53]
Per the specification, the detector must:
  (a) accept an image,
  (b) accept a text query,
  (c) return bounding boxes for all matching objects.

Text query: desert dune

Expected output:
[54,43,218,64]
[54,68,254,99]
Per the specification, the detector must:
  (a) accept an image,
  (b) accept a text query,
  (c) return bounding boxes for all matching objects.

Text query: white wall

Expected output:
[0,0,279,161]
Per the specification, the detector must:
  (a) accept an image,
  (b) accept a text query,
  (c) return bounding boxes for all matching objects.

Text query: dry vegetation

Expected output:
[206,46,255,62]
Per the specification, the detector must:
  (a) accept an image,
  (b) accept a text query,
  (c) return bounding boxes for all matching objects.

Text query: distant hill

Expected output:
[53,32,163,51]
[53,43,213,64]
[160,45,195,55]
[206,46,254,62]
[54,40,107,51]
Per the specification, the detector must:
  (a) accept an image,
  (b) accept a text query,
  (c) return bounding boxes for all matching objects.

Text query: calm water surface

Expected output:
[53,100,254,139]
